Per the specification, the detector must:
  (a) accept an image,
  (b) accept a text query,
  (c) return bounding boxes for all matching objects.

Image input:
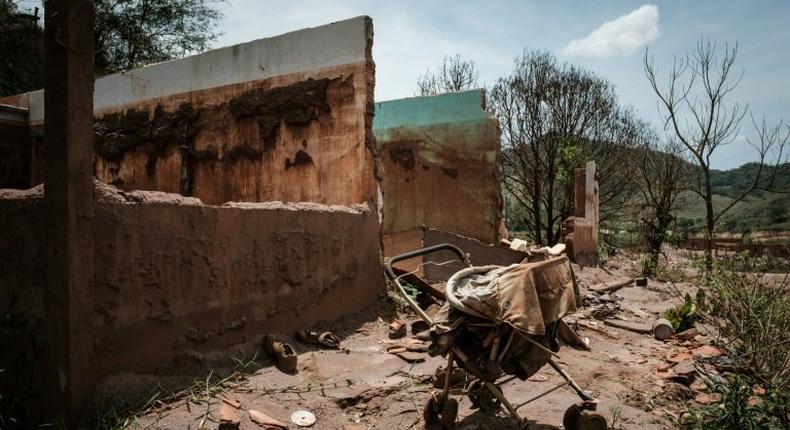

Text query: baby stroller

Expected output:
[385,243,608,430]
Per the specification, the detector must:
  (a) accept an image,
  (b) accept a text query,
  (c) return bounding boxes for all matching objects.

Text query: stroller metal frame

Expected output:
[385,243,606,429]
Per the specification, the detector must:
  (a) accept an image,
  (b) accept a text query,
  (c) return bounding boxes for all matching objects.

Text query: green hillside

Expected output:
[676,162,790,233]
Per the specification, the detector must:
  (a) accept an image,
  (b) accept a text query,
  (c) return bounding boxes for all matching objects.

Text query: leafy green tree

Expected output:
[0,0,223,97]
[0,1,44,96]
[93,0,224,75]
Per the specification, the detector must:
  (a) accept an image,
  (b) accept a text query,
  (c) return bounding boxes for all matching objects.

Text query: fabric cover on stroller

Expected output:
[433,256,580,336]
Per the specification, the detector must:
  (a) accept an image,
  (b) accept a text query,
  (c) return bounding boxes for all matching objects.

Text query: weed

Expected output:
[609,405,623,429]
[680,261,790,429]
[681,373,787,429]
[662,293,698,332]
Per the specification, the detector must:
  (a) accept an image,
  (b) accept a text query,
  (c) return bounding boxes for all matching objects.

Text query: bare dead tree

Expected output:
[645,39,789,268]
[491,49,641,245]
[634,137,690,276]
[416,54,479,96]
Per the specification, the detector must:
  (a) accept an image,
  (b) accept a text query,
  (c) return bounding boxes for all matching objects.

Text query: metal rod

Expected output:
[495,375,518,386]
[521,334,561,359]
[453,347,522,422]
[497,331,515,362]
[548,359,594,401]
[489,335,501,362]
[441,351,455,400]
[514,381,569,410]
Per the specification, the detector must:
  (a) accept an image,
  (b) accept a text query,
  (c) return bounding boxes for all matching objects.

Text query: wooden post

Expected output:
[44,0,95,422]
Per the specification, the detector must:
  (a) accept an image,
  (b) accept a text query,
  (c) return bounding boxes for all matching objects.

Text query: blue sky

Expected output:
[215,1,790,169]
[18,0,789,169]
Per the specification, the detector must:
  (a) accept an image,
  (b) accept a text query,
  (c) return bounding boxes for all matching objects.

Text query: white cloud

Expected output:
[562,4,660,59]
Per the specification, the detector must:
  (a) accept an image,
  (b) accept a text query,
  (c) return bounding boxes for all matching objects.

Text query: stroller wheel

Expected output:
[575,412,607,430]
[423,396,440,425]
[423,394,458,429]
[440,397,458,429]
[468,380,501,415]
[562,404,582,429]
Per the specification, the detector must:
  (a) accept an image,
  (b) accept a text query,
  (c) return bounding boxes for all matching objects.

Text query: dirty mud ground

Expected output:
[122,255,701,429]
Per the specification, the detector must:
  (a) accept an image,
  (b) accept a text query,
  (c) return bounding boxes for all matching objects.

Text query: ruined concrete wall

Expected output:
[373,90,502,244]
[0,16,378,206]
[1,186,383,380]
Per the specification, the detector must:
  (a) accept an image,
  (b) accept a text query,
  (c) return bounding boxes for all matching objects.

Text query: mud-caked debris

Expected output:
[263,335,298,374]
[218,402,241,430]
[388,318,406,339]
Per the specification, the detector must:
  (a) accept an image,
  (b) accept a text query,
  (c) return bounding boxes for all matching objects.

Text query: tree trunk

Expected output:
[703,167,715,271]
[532,179,543,245]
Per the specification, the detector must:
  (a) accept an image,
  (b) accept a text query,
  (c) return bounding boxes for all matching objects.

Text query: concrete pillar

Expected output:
[573,168,586,218]
[43,0,95,422]
[568,161,599,266]
[585,160,599,250]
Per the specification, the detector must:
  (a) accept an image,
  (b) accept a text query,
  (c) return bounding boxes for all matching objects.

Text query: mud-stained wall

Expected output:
[0,16,378,206]
[0,185,383,380]
[373,90,502,244]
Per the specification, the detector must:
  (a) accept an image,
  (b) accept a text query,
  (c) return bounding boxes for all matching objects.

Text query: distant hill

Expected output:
[676,162,790,233]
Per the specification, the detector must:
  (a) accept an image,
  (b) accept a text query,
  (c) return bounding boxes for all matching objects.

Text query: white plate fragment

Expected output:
[291,410,316,427]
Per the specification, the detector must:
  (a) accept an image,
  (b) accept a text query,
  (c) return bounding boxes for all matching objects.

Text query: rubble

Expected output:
[218,402,241,430]
[249,409,289,429]
[652,318,675,340]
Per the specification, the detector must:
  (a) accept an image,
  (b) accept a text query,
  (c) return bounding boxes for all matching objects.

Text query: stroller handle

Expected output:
[384,243,470,281]
[384,243,471,324]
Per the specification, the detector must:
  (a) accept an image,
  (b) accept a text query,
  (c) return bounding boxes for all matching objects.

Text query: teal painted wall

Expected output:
[373,89,486,130]
[373,89,503,243]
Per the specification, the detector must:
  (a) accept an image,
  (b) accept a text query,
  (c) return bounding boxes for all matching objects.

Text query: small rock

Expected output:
[694,392,722,405]
[663,382,693,401]
[690,379,707,393]
[674,327,699,341]
[666,352,693,363]
[691,345,721,357]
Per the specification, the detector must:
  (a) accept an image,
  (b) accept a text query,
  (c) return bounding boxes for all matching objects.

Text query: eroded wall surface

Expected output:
[1,16,378,206]
[0,184,383,379]
[373,90,502,244]
[0,17,383,415]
